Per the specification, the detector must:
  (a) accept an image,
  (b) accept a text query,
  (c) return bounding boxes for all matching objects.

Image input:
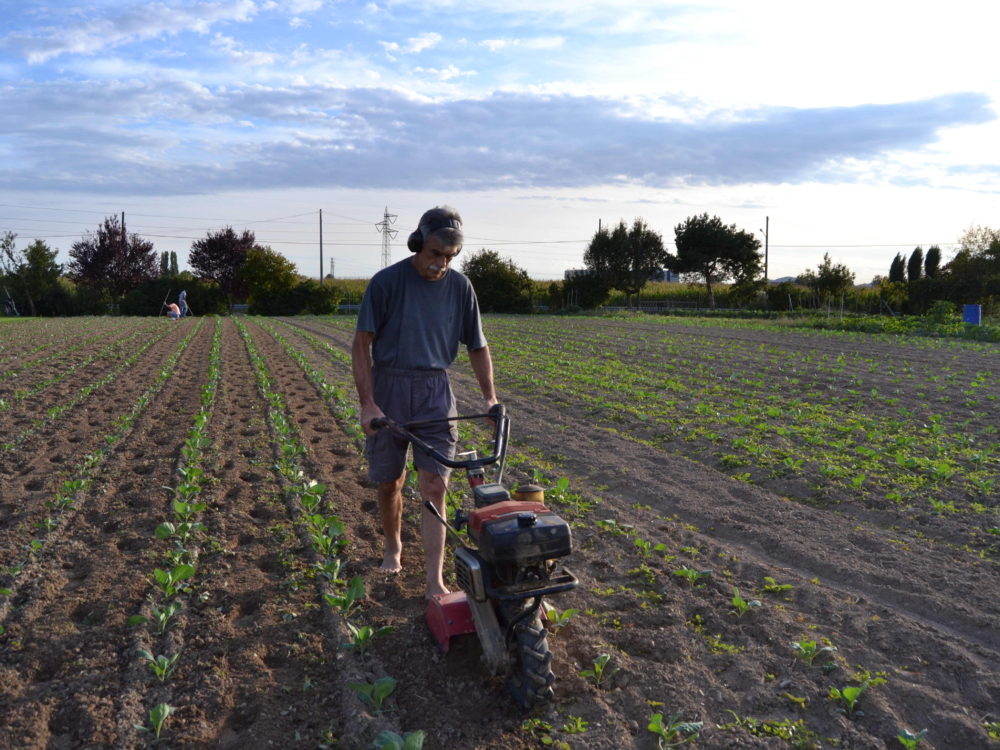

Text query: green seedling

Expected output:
[730,587,762,618]
[373,730,426,750]
[829,684,866,718]
[761,576,793,594]
[648,712,703,749]
[325,575,365,616]
[155,521,206,545]
[543,605,579,635]
[984,721,1000,740]
[342,623,394,657]
[562,716,589,734]
[635,537,652,556]
[309,522,348,557]
[522,718,552,741]
[45,494,76,512]
[791,639,837,667]
[347,676,396,715]
[310,557,345,584]
[128,600,183,634]
[153,564,196,598]
[896,729,928,748]
[172,498,206,521]
[673,566,712,586]
[172,483,202,503]
[35,517,58,533]
[928,498,956,515]
[136,650,179,683]
[595,518,633,536]
[579,653,619,688]
[133,702,174,741]
[680,545,700,560]
[299,481,326,512]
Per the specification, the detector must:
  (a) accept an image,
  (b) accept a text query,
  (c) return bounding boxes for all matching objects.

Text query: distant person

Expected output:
[178,290,190,317]
[164,302,181,320]
[3,298,17,317]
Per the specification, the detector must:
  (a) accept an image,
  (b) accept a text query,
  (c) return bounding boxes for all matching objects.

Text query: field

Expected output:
[0,315,998,750]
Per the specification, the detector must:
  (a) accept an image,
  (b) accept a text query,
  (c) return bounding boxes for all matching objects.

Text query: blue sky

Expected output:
[2,0,999,280]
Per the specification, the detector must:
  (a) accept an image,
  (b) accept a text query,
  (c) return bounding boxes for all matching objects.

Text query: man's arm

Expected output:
[468,345,498,419]
[351,330,384,436]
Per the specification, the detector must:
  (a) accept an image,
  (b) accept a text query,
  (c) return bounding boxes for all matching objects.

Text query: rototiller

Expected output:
[372,406,578,708]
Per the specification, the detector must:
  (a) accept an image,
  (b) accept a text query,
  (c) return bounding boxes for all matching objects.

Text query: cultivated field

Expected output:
[0,315,998,750]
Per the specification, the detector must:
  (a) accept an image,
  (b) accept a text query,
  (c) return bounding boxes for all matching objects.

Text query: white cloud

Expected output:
[289,16,308,28]
[481,36,564,52]
[212,34,276,66]
[2,1,257,64]
[414,65,476,81]
[380,32,442,56]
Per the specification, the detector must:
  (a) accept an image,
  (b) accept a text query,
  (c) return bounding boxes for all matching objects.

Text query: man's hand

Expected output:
[361,403,386,437]
[483,397,499,429]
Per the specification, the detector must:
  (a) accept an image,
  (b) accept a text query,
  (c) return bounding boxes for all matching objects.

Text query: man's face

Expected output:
[412,235,461,281]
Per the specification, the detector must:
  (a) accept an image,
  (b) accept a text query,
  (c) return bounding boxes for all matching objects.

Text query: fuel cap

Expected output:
[517,512,537,527]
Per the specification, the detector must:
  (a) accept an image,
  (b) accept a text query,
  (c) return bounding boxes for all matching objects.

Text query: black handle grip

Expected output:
[370,417,388,429]
[488,403,505,416]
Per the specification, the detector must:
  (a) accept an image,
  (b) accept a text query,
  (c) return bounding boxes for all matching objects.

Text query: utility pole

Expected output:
[329,258,335,278]
[764,216,769,281]
[376,207,397,269]
[319,209,323,288]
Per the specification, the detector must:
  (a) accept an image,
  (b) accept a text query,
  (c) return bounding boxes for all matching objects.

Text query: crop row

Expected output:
[0,319,204,637]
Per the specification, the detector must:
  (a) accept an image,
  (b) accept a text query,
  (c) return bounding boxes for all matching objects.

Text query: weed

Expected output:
[579,653,619,688]
[760,577,793,595]
[648,712,703,748]
[562,716,589,734]
[347,676,396,715]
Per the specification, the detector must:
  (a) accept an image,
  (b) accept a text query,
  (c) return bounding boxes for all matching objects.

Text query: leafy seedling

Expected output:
[673,566,712,586]
[171,498,206,521]
[155,522,206,545]
[373,730,426,750]
[562,716,589,734]
[829,684,866,718]
[896,729,928,748]
[127,600,183,635]
[136,650,179,683]
[342,623,394,658]
[543,605,579,635]
[791,639,837,667]
[347,676,396,715]
[325,575,365,616]
[133,702,175,741]
[648,712,703,749]
[730,587,762,618]
[761,576,794,595]
[153,564,196,598]
[310,557,345,584]
[579,653,619,688]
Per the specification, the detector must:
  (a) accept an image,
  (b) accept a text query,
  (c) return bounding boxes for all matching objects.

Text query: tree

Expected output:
[460,249,533,313]
[159,251,169,277]
[67,215,157,314]
[667,213,762,309]
[584,218,668,310]
[924,245,942,278]
[188,227,255,311]
[170,251,179,276]
[888,253,906,283]
[240,246,298,310]
[798,252,855,299]
[562,271,611,310]
[907,246,923,282]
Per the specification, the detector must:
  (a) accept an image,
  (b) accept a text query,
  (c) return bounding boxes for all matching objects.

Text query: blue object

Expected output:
[964,304,981,325]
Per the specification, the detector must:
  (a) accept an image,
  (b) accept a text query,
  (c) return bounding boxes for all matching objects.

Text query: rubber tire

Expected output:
[501,604,555,708]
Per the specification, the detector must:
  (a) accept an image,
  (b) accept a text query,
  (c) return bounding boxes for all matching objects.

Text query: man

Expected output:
[178,289,190,318]
[352,205,496,599]
[164,302,181,320]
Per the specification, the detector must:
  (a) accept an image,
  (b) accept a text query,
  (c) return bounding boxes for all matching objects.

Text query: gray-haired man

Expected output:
[351,206,497,598]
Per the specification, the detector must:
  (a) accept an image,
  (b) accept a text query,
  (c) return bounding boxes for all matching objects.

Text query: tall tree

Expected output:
[907,246,924,282]
[240,246,298,309]
[667,213,762,309]
[67,215,157,314]
[798,252,855,299]
[159,251,169,277]
[461,249,533,313]
[924,245,942,278]
[170,251,179,276]
[584,217,668,311]
[888,253,906,283]
[189,227,255,311]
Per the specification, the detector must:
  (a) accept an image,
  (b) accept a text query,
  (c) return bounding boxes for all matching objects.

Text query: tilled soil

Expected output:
[0,316,997,750]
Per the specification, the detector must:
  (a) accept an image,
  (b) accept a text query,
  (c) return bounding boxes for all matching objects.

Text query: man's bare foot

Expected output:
[425,582,451,600]
[380,549,402,574]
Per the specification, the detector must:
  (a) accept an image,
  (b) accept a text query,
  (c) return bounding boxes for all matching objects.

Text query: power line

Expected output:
[375,207,397,269]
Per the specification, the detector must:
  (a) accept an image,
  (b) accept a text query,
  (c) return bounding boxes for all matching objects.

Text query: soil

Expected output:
[0,315,997,750]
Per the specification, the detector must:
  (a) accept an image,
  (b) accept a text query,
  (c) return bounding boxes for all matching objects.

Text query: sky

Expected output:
[2,0,999,282]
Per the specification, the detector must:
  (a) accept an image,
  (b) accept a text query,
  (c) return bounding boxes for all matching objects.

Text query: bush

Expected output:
[461,250,533,314]
[35,277,108,316]
[119,277,228,316]
[248,279,343,315]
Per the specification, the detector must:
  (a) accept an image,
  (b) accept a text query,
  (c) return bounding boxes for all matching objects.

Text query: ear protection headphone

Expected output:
[408,217,463,253]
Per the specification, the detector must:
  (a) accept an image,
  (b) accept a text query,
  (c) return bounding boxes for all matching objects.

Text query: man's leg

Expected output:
[377,473,406,573]
[418,468,449,598]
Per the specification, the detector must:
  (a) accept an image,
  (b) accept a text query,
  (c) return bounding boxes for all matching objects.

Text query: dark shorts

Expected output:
[366,366,458,483]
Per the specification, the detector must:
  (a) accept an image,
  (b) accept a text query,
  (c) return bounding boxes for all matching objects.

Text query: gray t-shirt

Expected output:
[357,258,487,370]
